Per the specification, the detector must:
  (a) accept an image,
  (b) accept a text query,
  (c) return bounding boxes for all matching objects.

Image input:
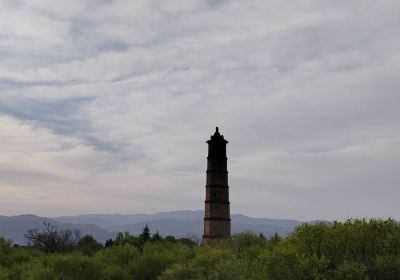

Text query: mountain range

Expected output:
[0,210,303,245]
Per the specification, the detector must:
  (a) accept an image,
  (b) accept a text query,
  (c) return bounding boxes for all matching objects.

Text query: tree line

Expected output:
[1,218,400,279]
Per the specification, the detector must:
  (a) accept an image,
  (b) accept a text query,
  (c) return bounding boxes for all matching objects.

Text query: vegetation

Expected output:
[1,218,400,279]
[24,221,80,253]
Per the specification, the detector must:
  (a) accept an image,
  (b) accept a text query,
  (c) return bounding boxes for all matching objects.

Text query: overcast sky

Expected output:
[0,0,399,220]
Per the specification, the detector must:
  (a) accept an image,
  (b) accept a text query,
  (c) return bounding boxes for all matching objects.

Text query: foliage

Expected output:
[140,224,151,242]
[152,231,162,241]
[1,219,400,279]
[77,235,103,256]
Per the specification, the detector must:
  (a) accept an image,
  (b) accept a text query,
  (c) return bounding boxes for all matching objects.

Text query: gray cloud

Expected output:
[0,0,399,219]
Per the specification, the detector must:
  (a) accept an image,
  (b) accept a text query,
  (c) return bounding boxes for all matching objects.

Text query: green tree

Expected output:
[114,232,141,248]
[77,235,103,256]
[334,260,368,280]
[164,235,177,243]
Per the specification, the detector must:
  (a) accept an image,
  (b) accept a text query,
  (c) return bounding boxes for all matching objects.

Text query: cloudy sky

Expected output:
[0,0,399,220]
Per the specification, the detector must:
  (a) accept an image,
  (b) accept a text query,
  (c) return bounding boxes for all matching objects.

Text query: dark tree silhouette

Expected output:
[25,221,80,253]
[140,224,151,241]
[270,232,281,244]
[104,238,114,248]
[152,231,162,241]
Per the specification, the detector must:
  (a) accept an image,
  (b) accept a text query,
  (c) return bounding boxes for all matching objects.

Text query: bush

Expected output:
[45,253,102,280]
[77,235,103,256]
[95,243,140,266]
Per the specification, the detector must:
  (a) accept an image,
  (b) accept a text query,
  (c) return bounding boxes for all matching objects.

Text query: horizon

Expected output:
[1,1,400,220]
[3,210,398,224]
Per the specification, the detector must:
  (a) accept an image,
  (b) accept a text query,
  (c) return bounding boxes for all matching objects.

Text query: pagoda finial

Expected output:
[207,126,228,143]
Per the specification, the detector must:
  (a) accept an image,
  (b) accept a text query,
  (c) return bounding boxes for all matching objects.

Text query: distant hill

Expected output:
[0,215,114,244]
[54,210,204,227]
[0,211,303,245]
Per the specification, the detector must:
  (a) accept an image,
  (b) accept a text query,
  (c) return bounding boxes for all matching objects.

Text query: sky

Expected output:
[0,0,399,220]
